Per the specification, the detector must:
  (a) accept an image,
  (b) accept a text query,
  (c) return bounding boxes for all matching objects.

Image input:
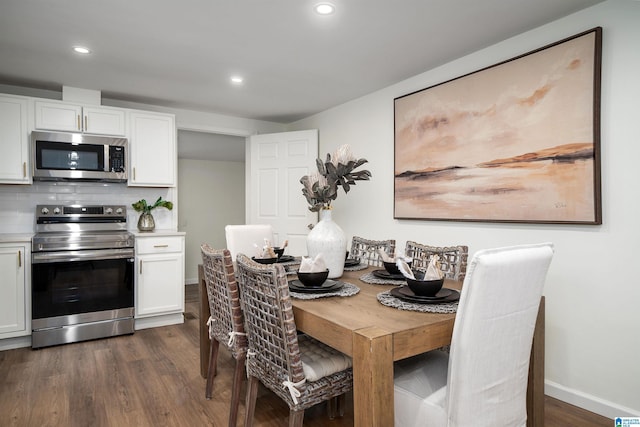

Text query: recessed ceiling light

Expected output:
[314,3,335,15]
[72,46,91,54]
[230,76,243,84]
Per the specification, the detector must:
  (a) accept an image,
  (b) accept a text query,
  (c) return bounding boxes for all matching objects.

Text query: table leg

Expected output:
[199,264,210,379]
[353,327,394,427]
[527,297,545,427]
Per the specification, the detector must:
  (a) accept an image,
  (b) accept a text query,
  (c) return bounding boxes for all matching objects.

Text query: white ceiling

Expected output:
[0,0,603,124]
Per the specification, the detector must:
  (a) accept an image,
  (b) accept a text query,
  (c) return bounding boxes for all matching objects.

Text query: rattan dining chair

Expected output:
[350,236,396,266]
[394,243,554,427]
[405,241,469,281]
[200,244,247,427]
[235,253,353,427]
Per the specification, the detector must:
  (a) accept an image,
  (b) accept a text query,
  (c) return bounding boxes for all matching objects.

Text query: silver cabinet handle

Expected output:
[154,244,169,248]
[23,162,26,178]
[139,260,143,274]
[77,115,81,131]
[84,115,88,131]
[18,250,22,267]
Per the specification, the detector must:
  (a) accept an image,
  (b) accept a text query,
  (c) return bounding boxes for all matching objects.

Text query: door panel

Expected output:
[248,130,318,257]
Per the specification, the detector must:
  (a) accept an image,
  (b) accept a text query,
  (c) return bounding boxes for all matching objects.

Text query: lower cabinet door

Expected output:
[135,253,184,317]
[0,244,28,337]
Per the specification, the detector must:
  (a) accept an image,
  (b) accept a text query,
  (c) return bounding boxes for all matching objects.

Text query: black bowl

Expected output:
[297,269,330,287]
[406,270,444,296]
[252,256,278,265]
[383,260,411,275]
[273,247,285,259]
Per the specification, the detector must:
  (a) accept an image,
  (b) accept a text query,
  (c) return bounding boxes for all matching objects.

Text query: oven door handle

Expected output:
[32,248,135,264]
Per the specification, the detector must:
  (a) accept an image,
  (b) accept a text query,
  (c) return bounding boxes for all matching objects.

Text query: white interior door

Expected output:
[247,130,318,256]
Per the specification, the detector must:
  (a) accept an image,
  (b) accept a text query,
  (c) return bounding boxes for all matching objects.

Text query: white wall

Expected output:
[178,158,245,283]
[290,0,640,417]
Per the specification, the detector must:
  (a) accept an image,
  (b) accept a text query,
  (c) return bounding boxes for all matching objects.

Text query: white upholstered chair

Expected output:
[224,224,274,263]
[394,243,554,427]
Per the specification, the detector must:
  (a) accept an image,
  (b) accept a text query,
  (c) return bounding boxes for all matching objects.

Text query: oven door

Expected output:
[32,248,134,321]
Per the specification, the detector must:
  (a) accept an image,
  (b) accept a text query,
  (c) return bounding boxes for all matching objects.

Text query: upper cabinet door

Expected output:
[0,95,30,184]
[128,111,176,187]
[83,106,126,136]
[34,101,125,136]
[35,101,82,132]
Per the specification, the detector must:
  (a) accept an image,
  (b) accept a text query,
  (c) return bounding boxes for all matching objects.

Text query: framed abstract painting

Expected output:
[394,27,602,224]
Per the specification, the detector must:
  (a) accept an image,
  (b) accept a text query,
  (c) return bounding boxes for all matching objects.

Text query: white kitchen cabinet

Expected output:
[134,233,184,329]
[0,240,30,340]
[128,111,176,187]
[0,95,30,184]
[35,100,126,136]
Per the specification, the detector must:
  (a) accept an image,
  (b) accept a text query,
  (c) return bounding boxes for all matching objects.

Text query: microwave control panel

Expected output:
[109,146,126,172]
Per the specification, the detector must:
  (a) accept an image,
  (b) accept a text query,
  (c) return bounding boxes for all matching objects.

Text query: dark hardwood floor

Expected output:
[0,284,611,426]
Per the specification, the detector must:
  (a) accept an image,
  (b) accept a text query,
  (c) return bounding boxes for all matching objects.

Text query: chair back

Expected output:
[405,242,468,281]
[235,253,306,406]
[350,236,395,266]
[200,244,246,357]
[225,224,274,262]
[446,243,553,427]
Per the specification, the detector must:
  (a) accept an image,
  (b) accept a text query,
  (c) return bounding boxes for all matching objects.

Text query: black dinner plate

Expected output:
[397,286,455,300]
[390,286,460,304]
[344,258,360,267]
[289,280,344,294]
[277,255,295,263]
[251,256,278,264]
[372,269,405,281]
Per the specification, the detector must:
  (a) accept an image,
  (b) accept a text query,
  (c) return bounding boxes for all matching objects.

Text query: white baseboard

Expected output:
[135,313,184,330]
[0,335,31,351]
[546,380,639,419]
[185,277,198,285]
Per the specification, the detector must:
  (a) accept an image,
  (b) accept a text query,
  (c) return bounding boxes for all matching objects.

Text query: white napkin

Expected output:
[377,248,394,263]
[396,258,415,279]
[424,255,444,279]
[378,248,412,264]
[254,238,276,258]
[299,253,327,272]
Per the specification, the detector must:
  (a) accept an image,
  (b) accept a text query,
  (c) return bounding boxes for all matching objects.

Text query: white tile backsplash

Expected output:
[0,181,176,233]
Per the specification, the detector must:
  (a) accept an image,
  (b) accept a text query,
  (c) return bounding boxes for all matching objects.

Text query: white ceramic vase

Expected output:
[306,208,347,278]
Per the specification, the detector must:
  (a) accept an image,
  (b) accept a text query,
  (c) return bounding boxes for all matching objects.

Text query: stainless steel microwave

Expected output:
[31,131,128,182]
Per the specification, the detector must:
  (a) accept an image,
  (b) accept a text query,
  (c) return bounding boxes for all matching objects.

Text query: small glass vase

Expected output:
[137,212,155,232]
[306,208,347,278]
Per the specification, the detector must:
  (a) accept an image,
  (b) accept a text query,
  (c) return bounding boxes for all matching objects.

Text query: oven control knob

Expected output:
[53,207,61,215]
[115,208,123,215]
[41,207,49,215]
[105,207,113,215]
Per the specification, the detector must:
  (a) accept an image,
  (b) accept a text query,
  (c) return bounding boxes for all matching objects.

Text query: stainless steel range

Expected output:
[31,204,135,349]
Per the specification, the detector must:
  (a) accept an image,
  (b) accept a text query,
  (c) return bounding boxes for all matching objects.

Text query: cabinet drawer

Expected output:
[136,236,182,254]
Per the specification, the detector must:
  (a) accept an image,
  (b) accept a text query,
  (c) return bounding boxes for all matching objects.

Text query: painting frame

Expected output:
[394,27,602,225]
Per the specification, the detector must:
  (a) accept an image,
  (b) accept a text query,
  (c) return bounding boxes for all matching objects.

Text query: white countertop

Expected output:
[130,229,186,237]
[0,233,34,243]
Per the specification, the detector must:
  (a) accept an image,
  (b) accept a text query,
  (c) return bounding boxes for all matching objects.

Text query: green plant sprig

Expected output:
[132,196,173,213]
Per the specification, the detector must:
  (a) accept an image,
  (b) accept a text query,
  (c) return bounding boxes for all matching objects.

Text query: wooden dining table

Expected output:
[198,264,545,427]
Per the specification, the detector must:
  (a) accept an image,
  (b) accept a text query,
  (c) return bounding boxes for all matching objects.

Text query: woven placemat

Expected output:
[344,263,368,272]
[359,271,406,286]
[289,282,360,300]
[377,290,458,313]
